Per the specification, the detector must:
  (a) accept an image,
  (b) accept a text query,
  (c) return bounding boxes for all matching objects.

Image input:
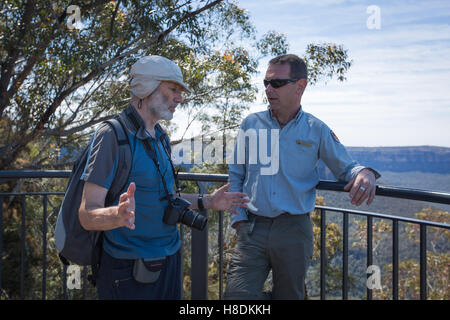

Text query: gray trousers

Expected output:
[224,212,314,300]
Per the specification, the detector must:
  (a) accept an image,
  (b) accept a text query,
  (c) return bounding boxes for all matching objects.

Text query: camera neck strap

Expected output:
[125,108,179,201]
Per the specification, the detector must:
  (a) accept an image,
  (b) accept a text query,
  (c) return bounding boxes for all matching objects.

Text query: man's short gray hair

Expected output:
[269,54,308,80]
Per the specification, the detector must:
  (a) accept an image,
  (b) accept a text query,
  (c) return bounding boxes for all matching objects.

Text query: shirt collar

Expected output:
[122,105,161,140]
[267,104,303,125]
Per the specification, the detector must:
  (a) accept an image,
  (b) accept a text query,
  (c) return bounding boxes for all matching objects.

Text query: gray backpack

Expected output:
[54,117,132,270]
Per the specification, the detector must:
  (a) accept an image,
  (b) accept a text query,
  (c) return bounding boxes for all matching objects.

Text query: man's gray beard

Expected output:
[147,93,173,121]
[151,105,173,121]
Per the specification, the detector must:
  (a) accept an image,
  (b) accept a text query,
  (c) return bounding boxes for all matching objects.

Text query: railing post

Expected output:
[392,219,399,300]
[0,195,3,294]
[342,213,348,300]
[366,216,373,300]
[320,208,326,300]
[42,195,48,300]
[191,182,209,300]
[82,266,88,300]
[62,264,67,300]
[20,196,26,300]
[218,210,224,300]
[420,224,427,300]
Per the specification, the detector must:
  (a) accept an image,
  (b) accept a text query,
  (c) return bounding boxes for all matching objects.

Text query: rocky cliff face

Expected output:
[319,146,450,179]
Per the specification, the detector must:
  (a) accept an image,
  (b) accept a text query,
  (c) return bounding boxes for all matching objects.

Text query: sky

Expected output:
[172,0,450,147]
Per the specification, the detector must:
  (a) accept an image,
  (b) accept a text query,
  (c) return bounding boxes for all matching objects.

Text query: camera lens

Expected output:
[181,209,208,231]
[163,197,208,231]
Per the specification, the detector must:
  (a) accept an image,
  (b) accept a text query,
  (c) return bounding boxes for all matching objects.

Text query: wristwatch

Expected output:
[198,194,205,211]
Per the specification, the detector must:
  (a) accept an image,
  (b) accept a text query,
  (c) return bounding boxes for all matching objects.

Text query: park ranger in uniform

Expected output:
[224,54,381,300]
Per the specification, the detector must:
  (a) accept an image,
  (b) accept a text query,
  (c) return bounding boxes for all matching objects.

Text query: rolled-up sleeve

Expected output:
[319,124,380,182]
[81,123,120,190]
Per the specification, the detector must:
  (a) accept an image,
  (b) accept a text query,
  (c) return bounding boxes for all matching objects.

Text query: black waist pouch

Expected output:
[133,257,166,284]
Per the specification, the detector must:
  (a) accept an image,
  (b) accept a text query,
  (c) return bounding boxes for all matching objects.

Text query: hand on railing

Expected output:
[344,168,377,206]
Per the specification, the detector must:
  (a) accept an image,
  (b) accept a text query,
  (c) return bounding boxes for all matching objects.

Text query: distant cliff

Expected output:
[319,146,450,178]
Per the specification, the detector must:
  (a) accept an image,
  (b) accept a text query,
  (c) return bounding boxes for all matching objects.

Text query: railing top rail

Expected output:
[316,205,450,229]
[0,170,229,181]
[1,170,449,205]
[0,192,65,196]
[0,170,71,179]
[317,181,450,205]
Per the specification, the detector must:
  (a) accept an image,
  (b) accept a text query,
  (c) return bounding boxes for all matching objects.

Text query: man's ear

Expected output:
[297,79,307,94]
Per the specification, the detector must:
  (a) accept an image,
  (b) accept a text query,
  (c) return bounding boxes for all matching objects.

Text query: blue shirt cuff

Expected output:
[350,166,381,181]
[230,207,248,229]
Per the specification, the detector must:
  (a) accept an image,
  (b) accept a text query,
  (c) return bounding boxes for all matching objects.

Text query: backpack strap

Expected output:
[125,109,179,200]
[89,116,132,287]
[156,123,171,153]
[155,123,181,194]
[104,116,133,205]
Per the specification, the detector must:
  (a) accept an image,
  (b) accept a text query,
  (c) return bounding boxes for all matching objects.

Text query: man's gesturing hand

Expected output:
[206,183,249,215]
[117,182,136,229]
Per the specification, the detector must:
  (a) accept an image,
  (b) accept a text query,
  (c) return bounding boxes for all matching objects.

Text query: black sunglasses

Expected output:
[263,78,300,88]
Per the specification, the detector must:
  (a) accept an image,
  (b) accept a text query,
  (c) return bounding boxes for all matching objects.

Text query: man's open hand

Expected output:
[207,183,249,214]
[117,182,136,229]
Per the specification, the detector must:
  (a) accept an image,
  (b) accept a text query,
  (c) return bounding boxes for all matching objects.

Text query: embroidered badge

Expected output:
[331,130,340,143]
[296,140,312,147]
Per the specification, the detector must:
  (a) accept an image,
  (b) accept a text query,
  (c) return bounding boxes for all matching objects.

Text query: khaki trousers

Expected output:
[224,212,314,300]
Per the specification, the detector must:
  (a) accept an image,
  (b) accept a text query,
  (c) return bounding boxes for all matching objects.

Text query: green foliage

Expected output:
[306,197,357,298]
[256,30,289,57]
[377,252,449,300]
[304,43,352,85]
[0,0,285,170]
[349,207,449,300]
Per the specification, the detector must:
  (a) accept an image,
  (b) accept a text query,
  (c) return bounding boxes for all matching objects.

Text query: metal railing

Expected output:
[0,170,449,300]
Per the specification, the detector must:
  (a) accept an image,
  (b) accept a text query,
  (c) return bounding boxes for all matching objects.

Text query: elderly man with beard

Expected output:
[78,55,249,300]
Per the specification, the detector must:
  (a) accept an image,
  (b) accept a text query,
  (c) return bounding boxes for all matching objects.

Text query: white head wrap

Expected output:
[130,55,191,99]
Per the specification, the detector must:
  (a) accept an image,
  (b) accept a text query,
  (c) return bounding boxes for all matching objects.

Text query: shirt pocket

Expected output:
[284,139,318,179]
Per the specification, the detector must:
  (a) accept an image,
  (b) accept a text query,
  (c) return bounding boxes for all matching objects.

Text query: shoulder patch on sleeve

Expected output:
[330,130,340,143]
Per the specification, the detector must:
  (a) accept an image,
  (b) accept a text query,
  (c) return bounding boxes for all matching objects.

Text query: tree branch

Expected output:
[0,0,225,170]
[0,0,36,116]
[46,114,115,137]
[0,0,112,117]
[109,0,122,38]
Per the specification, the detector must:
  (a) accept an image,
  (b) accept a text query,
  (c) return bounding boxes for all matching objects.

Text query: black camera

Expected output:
[163,197,208,231]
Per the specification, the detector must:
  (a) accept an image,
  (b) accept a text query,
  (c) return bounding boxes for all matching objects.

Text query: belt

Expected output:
[246,210,310,219]
[244,210,310,235]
